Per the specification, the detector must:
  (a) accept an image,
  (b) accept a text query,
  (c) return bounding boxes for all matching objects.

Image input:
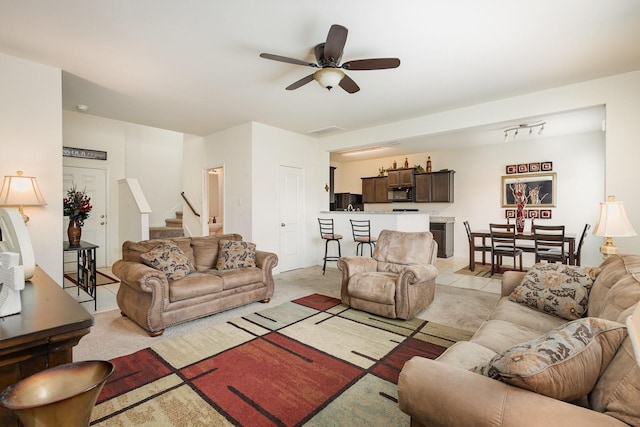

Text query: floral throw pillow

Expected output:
[509,263,601,320]
[140,242,195,280]
[471,317,627,401]
[216,240,257,270]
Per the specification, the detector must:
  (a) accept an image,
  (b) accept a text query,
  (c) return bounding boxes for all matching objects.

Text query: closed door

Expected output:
[63,167,107,268]
[278,166,304,272]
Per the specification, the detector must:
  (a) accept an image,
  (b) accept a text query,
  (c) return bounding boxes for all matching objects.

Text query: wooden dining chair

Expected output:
[489,223,523,275]
[533,224,566,264]
[567,223,590,266]
[464,221,490,270]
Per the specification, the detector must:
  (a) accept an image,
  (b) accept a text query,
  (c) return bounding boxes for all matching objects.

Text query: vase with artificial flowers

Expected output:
[63,185,92,246]
[510,181,528,233]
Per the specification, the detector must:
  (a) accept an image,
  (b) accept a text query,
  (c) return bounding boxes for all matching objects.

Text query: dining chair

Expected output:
[350,219,377,256]
[318,218,342,275]
[533,224,566,264]
[463,221,491,270]
[489,223,523,275]
[568,223,590,266]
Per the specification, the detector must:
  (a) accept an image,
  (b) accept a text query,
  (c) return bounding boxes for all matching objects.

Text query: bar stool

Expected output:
[350,219,377,256]
[318,218,342,275]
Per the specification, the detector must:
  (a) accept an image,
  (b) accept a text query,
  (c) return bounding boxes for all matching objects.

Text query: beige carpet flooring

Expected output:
[74,266,499,362]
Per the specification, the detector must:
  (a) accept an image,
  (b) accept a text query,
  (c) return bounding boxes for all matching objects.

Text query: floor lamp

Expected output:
[592,195,637,257]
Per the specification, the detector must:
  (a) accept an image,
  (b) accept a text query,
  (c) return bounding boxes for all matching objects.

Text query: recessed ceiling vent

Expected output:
[307,125,346,136]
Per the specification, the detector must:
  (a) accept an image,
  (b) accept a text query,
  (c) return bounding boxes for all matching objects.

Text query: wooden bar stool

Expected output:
[318,218,342,274]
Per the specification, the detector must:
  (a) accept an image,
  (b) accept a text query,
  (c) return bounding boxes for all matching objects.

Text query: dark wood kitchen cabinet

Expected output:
[414,170,455,203]
[387,168,414,188]
[362,177,389,203]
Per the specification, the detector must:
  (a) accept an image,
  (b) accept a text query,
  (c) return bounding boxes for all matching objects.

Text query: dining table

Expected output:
[469,229,576,271]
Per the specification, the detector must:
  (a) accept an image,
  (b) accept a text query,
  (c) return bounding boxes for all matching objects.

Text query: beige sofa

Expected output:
[112,233,278,336]
[398,254,640,426]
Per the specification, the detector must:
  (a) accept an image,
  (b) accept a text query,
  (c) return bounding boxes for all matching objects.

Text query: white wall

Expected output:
[332,131,605,266]
[201,123,253,239]
[0,53,63,282]
[251,122,321,269]
[124,123,183,226]
[321,71,640,259]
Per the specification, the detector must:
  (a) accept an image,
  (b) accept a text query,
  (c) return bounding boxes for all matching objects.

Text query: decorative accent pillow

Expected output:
[216,240,257,270]
[472,317,627,401]
[509,263,601,320]
[140,243,195,280]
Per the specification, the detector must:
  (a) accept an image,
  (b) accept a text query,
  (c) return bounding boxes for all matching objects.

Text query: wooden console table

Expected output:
[0,267,93,426]
[63,240,99,310]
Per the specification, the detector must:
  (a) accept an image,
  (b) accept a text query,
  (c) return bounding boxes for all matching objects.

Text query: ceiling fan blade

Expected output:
[341,58,401,70]
[286,74,315,90]
[339,74,360,94]
[259,53,318,68]
[324,24,348,63]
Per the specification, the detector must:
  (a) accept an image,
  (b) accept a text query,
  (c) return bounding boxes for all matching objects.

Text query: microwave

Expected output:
[388,187,413,202]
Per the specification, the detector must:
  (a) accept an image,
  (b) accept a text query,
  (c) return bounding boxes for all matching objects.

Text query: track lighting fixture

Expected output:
[503,122,546,141]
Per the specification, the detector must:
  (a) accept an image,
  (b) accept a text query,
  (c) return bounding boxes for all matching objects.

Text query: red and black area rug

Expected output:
[91,294,473,426]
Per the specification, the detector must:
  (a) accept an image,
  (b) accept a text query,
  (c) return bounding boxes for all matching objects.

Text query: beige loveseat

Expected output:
[112,233,278,336]
[398,254,640,426]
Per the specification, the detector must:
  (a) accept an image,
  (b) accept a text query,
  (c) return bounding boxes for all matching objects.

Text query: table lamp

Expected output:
[592,195,637,257]
[0,171,47,223]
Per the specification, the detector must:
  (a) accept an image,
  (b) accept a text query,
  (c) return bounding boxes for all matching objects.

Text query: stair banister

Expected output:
[180,191,200,217]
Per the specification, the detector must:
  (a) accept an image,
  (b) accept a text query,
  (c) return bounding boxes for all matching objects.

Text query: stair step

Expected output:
[149,226,184,239]
[175,211,183,219]
[165,218,182,227]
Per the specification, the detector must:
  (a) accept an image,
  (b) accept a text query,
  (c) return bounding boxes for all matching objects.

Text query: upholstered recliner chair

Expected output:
[337,229,438,319]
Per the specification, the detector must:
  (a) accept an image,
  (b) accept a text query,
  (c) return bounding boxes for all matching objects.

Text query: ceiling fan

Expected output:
[260,24,400,93]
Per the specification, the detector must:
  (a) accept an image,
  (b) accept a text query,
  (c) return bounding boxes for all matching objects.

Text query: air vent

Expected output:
[307,125,346,136]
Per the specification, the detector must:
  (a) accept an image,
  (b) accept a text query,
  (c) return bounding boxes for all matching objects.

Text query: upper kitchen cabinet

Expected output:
[414,170,455,203]
[362,177,389,203]
[387,168,414,188]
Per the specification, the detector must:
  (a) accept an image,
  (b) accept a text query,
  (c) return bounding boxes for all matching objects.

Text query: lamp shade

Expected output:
[0,171,47,207]
[314,68,345,90]
[593,195,637,237]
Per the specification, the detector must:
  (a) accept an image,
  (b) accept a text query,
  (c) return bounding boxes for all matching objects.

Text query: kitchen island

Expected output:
[318,211,430,259]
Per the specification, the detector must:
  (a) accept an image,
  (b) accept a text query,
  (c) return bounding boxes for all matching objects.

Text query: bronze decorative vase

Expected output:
[0,360,114,427]
[67,218,82,246]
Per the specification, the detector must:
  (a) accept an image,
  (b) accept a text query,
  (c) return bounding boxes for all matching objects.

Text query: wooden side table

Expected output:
[63,240,99,310]
[0,267,93,426]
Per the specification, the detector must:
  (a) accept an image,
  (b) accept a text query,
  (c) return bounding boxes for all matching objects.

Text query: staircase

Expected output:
[149,211,184,239]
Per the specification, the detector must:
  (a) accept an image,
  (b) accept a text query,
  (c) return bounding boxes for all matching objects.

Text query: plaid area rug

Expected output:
[91,294,473,426]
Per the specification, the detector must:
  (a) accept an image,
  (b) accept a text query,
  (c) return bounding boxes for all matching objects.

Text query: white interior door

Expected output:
[278,166,304,272]
[63,167,107,268]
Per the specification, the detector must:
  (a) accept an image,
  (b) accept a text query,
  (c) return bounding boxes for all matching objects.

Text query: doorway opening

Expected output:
[206,167,224,236]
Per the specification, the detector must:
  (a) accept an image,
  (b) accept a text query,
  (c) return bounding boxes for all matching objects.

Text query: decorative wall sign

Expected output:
[517,164,529,173]
[541,161,553,171]
[63,146,107,160]
[528,162,540,172]
[502,173,556,207]
[505,165,517,174]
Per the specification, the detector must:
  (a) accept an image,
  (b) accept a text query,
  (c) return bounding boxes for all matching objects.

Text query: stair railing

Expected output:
[180,191,200,217]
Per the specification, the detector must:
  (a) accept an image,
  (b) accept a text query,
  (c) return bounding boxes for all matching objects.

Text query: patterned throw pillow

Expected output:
[140,242,195,280]
[216,240,257,270]
[472,318,627,401]
[509,263,601,320]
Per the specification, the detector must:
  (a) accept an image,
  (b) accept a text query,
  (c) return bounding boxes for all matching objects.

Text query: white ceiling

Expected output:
[0,1,638,143]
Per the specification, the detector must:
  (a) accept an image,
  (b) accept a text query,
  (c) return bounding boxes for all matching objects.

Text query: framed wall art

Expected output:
[501,173,556,207]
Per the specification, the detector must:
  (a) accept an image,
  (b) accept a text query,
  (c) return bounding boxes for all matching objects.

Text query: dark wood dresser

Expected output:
[0,267,93,426]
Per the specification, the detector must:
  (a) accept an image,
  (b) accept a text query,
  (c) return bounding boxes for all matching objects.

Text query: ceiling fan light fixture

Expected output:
[314,68,345,90]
